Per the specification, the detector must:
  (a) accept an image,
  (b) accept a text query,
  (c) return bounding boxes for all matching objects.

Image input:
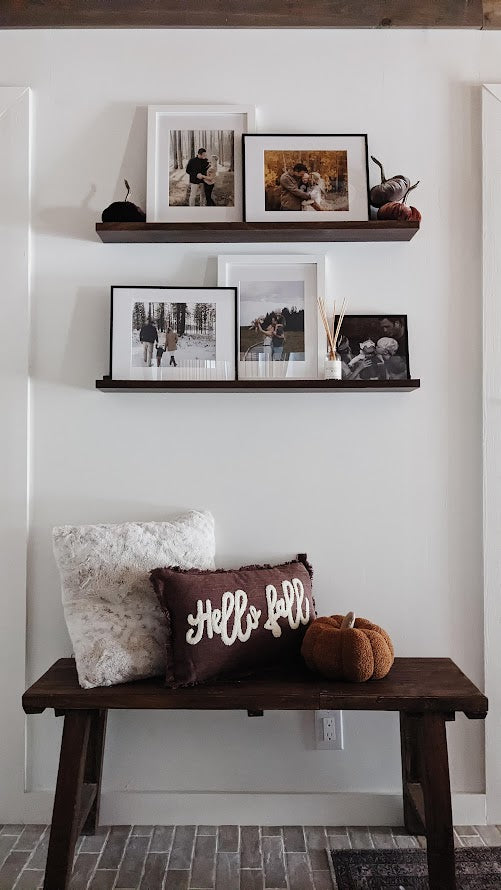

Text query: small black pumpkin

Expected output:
[101,179,146,223]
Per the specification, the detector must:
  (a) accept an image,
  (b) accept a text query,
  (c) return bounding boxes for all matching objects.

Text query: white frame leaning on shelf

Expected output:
[217,254,327,381]
[147,104,255,224]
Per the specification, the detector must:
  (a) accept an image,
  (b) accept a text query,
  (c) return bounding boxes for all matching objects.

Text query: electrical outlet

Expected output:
[314,710,344,750]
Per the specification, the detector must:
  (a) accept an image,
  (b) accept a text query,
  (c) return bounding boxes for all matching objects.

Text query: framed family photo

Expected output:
[243,134,369,223]
[336,315,410,381]
[217,255,326,380]
[110,286,237,381]
[147,105,255,222]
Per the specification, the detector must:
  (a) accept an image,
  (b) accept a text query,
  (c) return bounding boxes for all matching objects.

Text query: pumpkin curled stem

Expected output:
[124,179,131,202]
[341,611,356,630]
[402,180,420,204]
[370,155,386,183]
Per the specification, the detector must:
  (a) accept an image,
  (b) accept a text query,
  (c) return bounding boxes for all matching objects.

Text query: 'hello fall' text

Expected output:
[185,578,310,647]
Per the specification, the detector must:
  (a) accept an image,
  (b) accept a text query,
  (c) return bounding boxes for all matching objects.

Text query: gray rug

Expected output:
[330,847,501,888]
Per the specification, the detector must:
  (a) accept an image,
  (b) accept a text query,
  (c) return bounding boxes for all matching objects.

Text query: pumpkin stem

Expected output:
[341,611,356,630]
[124,179,131,202]
[370,156,386,183]
[402,180,419,205]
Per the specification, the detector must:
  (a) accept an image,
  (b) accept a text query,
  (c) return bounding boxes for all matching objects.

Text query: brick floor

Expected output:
[0,823,498,889]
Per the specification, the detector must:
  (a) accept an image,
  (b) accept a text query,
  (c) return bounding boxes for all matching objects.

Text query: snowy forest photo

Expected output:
[169,129,235,207]
[131,301,217,368]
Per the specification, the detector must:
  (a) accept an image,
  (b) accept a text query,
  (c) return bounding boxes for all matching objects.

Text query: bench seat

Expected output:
[22,656,487,890]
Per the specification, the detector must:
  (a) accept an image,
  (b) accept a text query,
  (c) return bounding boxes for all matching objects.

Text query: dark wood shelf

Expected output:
[95,220,420,244]
[96,378,420,393]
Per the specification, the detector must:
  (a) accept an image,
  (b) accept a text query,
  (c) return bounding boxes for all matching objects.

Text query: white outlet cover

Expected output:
[314,709,344,750]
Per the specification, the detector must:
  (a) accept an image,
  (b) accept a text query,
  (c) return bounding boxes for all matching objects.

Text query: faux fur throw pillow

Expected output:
[53,510,215,689]
[150,555,315,687]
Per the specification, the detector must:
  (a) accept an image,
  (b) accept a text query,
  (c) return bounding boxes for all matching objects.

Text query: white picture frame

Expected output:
[147,104,255,222]
[243,134,369,223]
[110,285,237,381]
[217,254,327,380]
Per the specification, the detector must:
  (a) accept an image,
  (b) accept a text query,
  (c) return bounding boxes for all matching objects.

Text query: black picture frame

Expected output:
[109,285,238,381]
[242,133,370,222]
[335,314,411,382]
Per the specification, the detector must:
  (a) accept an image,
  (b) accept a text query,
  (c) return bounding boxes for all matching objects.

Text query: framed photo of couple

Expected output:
[147,105,255,223]
[217,255,326,380]
[146,109,369,225]
[336,314,411,381]
[110,285,237,381]
[243,134,370,222]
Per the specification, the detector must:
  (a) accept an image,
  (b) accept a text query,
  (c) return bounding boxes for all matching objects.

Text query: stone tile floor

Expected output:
[0,823,500,889]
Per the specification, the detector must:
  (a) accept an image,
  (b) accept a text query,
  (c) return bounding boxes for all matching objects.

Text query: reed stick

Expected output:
[317,297,336,358]
[333,297,348,351]
[318,296,348,360]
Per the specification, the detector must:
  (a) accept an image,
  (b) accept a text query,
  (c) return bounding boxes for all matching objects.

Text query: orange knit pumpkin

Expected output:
[301,612,394,682]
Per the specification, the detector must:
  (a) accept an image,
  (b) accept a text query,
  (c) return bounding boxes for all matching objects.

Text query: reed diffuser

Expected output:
[317,296,347,380]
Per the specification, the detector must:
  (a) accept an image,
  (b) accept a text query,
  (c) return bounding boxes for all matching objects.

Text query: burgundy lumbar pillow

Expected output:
[150,554,315,687]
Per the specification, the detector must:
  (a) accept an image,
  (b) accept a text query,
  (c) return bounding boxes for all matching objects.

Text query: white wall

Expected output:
[0,27,495,824]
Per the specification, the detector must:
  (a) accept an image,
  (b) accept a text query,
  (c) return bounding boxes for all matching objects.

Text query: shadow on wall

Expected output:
[33,105,147,240]
[50,286,111,388]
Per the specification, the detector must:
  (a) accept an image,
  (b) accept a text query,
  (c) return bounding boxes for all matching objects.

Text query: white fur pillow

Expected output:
[53,510,215,688]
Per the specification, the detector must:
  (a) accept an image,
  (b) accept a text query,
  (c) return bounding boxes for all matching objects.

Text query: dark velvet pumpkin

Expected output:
[377,180,421,223]
[101,179,146,222]
[377,202,421,222]
[369,156,410,208]
[101,201,146,223]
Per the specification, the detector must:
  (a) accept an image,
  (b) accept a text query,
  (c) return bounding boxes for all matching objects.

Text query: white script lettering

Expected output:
[263,578,310,638]
[186,590,261,647]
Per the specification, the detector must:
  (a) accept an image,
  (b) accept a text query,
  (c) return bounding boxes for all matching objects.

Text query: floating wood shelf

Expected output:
[95,220,420,244]
[96,378,420,393]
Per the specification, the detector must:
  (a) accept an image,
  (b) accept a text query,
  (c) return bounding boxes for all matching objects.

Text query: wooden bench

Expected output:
[22,656,487,890]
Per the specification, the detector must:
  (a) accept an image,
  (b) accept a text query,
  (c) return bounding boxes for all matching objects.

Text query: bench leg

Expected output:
[43,710,93,890]
[419,713,456,890]
[82,709,107,835]
[399,712,423,835]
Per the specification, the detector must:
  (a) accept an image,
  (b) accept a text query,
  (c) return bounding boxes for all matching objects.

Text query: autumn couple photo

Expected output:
[264,150,349,213]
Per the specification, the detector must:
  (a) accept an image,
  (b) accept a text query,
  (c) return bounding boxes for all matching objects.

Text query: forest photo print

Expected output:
[264,150,349,212]
[132,301,216,368]
[243,135,369,222]
[169,129,235,208]
[111,285,238,381]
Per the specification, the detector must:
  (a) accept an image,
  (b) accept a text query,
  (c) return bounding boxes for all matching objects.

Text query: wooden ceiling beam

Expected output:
[484,0,501,27]
[0,0,498,29]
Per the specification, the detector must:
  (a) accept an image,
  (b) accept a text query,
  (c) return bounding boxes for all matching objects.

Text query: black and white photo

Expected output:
[133,301,217,368]
[336,315,410,381]
[110,286,237,381]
